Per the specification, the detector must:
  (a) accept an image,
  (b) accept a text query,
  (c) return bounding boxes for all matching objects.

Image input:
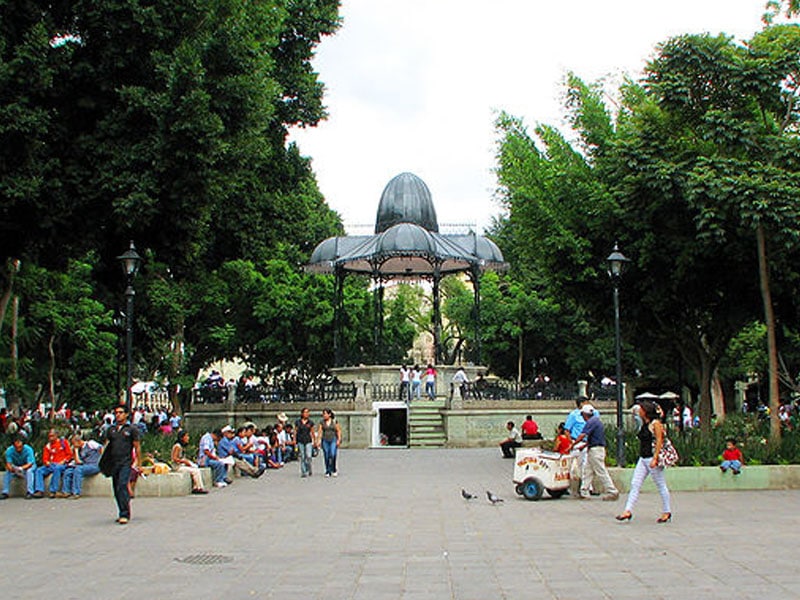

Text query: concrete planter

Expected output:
[4,468,213,498]
[608,465,800,492]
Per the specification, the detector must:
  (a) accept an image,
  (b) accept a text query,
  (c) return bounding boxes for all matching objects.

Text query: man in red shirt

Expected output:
[521,415,542,440]
[33,429,73,498]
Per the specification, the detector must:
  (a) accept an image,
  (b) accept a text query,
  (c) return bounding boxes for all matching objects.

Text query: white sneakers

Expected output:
[215,481,228,488]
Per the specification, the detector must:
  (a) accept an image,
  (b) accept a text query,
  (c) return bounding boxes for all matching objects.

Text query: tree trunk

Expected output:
[48,334,56,407]
[517,328,523,384]
[756,223,781,441]
[10,295,19,380]
[698,352,713,433]
[711,368,725,424]
[0,258,20,337]
[170,318,185,414]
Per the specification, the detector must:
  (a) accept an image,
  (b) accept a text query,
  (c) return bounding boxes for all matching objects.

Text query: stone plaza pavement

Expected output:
[1,448,798,600]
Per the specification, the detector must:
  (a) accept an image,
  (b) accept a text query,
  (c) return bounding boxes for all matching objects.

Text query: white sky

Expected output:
[290,0,772,233]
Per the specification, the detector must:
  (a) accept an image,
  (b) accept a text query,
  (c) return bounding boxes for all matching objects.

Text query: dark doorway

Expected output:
[380,408,408,446]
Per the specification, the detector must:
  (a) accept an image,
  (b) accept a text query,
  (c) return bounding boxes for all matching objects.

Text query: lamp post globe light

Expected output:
[116,241,142,413]
[606,243,630,468]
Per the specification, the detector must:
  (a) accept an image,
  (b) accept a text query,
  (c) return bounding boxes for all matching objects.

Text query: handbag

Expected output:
[98,448,114,477]
[654,435,679,468]
[311,446,319,458]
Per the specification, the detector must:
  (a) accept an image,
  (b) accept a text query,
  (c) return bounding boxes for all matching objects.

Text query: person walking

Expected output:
[616,400,672,523]
[294,408,316,477]
[103,405,141,524]
[318,409,342,477]
[571,404,619,501]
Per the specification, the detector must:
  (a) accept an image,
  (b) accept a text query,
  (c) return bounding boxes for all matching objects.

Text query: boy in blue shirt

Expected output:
[2,435,36,498]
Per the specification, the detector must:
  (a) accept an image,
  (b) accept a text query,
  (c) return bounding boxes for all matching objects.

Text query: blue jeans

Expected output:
[202,458,227,483]
[111,463,132,519]
[411,381,421,400]
[425,381,435,399]
[299,442,313,476]
[35,463,68,493]
[63,464,101,495]
[3,468,35,495]
[721,460,742,472]
[322,438,338,475]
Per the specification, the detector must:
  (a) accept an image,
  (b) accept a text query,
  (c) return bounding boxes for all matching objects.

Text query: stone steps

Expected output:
[408,401,446,447]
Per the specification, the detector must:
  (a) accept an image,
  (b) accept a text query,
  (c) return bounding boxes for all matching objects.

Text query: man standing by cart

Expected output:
[571,404,618,501]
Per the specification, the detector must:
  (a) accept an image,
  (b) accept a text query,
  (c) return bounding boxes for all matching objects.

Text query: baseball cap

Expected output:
[581,404,595,414]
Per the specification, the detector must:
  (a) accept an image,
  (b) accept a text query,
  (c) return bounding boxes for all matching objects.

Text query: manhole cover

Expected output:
[175,553,233,565]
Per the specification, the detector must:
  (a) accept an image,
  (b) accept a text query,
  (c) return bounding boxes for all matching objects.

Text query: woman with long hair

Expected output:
[616,400,671,523]
[171,430,208,494]
[318,408,342,477]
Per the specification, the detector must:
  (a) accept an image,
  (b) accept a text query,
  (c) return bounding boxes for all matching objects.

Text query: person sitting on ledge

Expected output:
[63,433,103,498]
[499,421,522,458]
[720,438,744,475]
[1,434,36,499]
[521,415,543,440]
[34,428,73,498]
[171,430,208,494]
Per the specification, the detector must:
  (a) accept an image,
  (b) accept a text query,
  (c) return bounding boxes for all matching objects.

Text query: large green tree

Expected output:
[494,26,800,430]
[0,0,344,406]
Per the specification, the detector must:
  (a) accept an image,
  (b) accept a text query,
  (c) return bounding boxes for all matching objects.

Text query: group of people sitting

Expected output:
[2,428,102,499]
[196,413,297,488]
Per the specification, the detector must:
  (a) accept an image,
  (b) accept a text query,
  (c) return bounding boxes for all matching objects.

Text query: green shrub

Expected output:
[605,414,800,466]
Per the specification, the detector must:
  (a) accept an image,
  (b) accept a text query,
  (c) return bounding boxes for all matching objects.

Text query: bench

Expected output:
[4,468,212,498]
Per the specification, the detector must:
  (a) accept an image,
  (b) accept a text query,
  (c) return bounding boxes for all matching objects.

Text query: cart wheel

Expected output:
[522,478,543,501]
[515,484,524,496]
[547,489,567,499]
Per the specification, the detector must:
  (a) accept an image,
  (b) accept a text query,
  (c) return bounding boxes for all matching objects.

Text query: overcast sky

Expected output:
[290,0,773,234]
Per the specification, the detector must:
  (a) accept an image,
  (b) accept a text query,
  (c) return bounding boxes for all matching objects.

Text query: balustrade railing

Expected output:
[460,380,577,401]
[193,381,357,405]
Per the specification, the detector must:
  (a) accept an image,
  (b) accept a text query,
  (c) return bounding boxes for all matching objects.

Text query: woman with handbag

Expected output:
[616,400,673,523]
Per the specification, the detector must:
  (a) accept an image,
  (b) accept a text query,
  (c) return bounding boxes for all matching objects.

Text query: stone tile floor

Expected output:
[1,448,796,599]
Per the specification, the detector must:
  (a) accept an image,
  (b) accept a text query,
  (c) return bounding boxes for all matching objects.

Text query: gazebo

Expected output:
[306,172,507,365]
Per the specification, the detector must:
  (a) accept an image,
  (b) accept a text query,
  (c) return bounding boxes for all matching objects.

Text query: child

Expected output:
[720,438,743,475]
[553,422,571,454]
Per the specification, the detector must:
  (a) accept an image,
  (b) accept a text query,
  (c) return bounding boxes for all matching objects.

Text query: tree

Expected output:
[646,28,800,438]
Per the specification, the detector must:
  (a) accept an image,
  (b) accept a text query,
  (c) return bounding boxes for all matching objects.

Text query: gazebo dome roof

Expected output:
[375,172,438,233]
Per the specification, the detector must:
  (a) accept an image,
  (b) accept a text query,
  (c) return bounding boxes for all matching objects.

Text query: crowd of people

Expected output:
[1,402,344,525]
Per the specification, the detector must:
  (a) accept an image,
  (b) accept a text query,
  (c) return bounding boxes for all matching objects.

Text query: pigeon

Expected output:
[486,490,504,505]
[461,488,477,500]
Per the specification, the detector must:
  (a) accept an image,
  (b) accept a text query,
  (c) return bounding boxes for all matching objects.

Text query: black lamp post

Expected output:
[117,241,142,413]
[606,243,630,468]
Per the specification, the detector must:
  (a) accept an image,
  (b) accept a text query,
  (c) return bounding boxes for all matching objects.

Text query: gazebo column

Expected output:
[372,269,385,365]
[432,262,443,363]
[333,265,344,367]
[469,265,482,365]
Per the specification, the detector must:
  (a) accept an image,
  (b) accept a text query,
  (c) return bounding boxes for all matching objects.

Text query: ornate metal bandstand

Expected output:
[306,172,507,366]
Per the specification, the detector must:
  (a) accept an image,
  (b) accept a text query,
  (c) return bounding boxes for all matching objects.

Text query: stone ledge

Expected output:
[608,465,800,492]
[4,468,212,498]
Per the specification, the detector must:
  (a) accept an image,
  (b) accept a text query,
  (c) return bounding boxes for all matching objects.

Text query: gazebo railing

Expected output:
[461,381,577,401]
[236,382,357,404]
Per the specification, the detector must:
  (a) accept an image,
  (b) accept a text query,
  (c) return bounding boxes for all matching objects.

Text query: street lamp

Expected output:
[117,241,142,412]
[606,242,630,468]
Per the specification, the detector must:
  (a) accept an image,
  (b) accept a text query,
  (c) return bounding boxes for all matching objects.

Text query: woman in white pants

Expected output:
[616,401,671,523]
[171,430,208,494]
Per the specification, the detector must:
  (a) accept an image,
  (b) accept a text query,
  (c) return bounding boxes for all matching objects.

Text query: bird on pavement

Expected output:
[486,491,504,505]
[461,488,477,500]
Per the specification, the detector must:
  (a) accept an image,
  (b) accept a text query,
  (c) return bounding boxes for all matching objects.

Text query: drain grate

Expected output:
[175,553,233,565]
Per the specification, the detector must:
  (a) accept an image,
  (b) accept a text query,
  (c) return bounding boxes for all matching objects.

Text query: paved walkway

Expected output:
[1,448,798,599]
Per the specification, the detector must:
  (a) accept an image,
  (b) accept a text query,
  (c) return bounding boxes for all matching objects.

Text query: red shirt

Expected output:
[43,438,72,465]
[521,419,539,436]
[554,434,571,454]
[722,447,743,462]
